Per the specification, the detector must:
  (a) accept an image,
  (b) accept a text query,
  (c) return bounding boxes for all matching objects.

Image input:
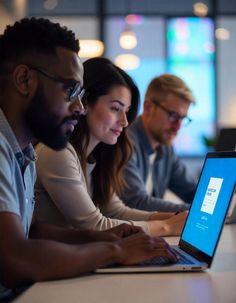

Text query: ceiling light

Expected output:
[119,29,137,49]
[193,2,208,17]
[115,54,140,70]
[44,0,58,10]
[79,40,104,58]
[125,14,143,25]
[215,28,230,40]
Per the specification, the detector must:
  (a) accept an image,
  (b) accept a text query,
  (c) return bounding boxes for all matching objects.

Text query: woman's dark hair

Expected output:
[70,57,140,206]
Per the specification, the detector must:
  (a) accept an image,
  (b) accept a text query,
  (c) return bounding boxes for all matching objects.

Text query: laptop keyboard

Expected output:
[141,256,171,266]
[174,250,194,265]
[141,250,195,266]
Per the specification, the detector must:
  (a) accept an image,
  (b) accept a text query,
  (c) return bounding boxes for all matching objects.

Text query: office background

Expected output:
[0,0,236,159]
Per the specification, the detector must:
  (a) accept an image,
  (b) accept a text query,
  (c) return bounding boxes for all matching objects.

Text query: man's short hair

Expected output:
[0,17,80,72]
[145,74,195,104]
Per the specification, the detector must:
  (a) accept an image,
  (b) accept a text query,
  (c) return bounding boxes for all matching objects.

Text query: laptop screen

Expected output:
[181,153,236,257]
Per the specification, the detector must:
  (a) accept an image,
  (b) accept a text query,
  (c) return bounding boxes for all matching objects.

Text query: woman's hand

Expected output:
[148,211,188,237]
[149,212,175,220]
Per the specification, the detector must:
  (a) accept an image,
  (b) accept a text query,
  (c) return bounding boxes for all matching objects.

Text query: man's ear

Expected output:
[143,99,154,115]
[12,65,34,96]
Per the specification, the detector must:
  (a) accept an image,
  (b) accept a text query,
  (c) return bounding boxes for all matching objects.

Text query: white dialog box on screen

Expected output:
[201,177,223,215]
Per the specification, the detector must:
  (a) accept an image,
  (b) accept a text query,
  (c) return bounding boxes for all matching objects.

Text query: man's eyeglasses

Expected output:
[151,99,192,126]
[28,65,85,102]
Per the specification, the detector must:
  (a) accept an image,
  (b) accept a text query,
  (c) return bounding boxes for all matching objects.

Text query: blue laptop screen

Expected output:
[181,157,236,257]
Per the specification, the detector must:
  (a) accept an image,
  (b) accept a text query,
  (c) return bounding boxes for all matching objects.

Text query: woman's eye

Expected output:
[111,106,120,112]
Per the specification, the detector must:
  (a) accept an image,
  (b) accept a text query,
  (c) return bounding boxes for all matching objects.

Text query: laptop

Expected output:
[96,151,236,273]
[215,128,236,151]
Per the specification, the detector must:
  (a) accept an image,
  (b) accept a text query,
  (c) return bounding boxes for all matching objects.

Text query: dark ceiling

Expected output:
[2,0,236,17]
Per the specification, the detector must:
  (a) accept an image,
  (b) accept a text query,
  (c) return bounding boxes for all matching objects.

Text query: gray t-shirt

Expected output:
[0,109,36,300]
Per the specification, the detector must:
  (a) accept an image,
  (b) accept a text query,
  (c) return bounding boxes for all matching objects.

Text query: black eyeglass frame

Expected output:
[151,99,192,126]
[28,65,85,102]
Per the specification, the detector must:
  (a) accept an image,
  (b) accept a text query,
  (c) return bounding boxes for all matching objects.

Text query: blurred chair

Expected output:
[215,128,236,151]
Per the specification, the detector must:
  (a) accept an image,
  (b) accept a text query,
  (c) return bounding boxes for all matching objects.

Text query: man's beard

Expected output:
[150,128,176,146]
[25,85,78,150]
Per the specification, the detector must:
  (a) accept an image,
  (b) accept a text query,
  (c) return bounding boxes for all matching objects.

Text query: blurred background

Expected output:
[0,0,236,164]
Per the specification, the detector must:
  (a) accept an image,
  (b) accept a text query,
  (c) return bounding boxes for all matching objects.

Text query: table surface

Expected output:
[14,224,236,303]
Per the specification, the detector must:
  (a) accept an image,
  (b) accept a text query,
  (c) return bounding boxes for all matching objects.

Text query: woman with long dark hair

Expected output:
[35,57,187,236]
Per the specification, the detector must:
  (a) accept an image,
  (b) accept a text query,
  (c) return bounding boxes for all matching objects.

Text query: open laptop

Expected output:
[96,151,236,273]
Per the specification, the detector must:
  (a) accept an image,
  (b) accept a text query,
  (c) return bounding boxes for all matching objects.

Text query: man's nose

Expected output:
[172,118,182,130]
[71,95,86,116]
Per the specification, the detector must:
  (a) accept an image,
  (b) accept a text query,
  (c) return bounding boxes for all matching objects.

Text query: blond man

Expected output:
[121,74,197,212]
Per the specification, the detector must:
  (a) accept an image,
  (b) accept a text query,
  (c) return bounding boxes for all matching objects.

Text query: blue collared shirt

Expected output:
[120,117,197,212]
[0,109,37,299]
